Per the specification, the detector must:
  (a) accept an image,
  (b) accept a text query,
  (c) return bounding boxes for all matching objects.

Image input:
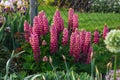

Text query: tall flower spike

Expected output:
[72,14,78,32]
[103,24,109,39]
[73,33,81,62]
[24,20,29,42]
[80,29,86,52]
[43,14,49,35]
[50,25,58,53]
[94,29,100,44]
[86,46,93,64]
[68,8,74,32]
[83,32,91,55]
[29,34,40,62]
[69,32,75,56]
[62,28,68,45]
[38,11,45,35]
[33,16,41,37]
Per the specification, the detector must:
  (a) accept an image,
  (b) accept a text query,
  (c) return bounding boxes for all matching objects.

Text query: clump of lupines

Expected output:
[103,24,109,39]
[29,34,40,62]
[93,29,100,44]
[24,20,30,42]
[62,28,68,45]
[69,29,92,62]
[72,14,78,32]
[50,25,58,53]
[68,8,74,32]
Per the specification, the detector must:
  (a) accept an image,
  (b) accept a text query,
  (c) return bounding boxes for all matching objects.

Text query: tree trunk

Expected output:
[29,0,38,26]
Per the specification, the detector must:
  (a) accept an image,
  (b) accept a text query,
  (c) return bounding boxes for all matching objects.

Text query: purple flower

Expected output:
[50,25,58,53]
[62,28,68,45]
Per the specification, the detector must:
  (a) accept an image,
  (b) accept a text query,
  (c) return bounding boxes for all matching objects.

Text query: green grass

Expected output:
[38,5,120,32]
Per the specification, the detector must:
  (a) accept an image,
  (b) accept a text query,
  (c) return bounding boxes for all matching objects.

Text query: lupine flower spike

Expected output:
[62,28,68,45]
[24,20,30,42]
[50,25,58,53]
[29,34,40,62]
[94,29,100,44]
[103,24,109,39]
[68,8,74,32]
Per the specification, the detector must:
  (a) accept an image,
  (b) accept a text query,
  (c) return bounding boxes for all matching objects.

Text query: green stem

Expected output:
[114,55,117,80]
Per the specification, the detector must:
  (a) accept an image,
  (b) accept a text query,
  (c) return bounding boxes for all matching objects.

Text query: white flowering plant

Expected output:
[104,30,120,53]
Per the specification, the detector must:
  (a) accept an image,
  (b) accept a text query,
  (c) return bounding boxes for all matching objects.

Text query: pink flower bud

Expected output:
[29,33,40,62]
[94,29,100,44]
[43,56,48,62]
[62,28,68,45]
[103,25,109,39]
[73,14,78,32]
[50,25,58,53]
[42,40,47,46]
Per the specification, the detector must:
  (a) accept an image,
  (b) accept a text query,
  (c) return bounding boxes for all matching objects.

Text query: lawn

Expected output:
[38,5,120,32]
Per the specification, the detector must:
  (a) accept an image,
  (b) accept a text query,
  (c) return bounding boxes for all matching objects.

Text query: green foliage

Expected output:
[0,9,29,50]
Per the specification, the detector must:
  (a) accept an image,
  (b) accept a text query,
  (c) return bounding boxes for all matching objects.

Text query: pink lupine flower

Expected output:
[60,17,64,31]
[54,9,61,17]
[53,13,61,34]
[29,25,32,34]
[73,33,81,61]
[103,25,109,39]
[62,28,68,45]
[80,30,86,52]
[43,15,49,35]
[72,14,78,32]
[33,16,41,37]
[42,40,47,46]
[24,20,29,42]
[38,11,45,35]
[50,25,58,53]
[68,8,74,31]
[94,29,100,44]
[83,32,91,55]
[86,46,93,64]
[29,34,40,62]
[69,32,75,56]
[42,56,48,62]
